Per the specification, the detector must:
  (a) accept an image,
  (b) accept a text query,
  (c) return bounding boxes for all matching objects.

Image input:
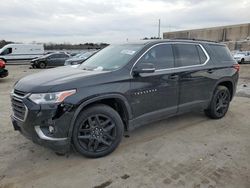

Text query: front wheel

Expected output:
[39,62,46,69]
[72,104,124,158]
[205,86,231,119]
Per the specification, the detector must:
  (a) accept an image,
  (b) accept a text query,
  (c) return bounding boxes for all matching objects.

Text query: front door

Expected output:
[130,44,179,121]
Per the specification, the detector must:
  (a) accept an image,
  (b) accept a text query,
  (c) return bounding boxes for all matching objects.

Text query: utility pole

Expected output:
[158,19,161,39]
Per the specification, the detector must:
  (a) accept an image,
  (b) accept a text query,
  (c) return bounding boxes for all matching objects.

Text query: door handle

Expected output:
[207,69,214,74]
[169,74,179,80]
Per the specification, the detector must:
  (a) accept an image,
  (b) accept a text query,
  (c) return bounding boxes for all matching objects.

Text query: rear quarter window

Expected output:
[209,44,234,62]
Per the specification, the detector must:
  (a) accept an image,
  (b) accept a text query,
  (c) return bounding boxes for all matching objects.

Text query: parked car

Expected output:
[0,59,8,78]
[0,44,44,63]
[233,51,250,63]
[64,51,97,66]
[11,40,239,158]
[31,52,70,68]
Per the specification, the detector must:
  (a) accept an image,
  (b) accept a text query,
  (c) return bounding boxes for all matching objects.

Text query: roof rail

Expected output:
[173,38,219,43]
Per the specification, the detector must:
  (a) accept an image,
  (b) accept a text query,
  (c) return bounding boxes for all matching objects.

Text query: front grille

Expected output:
[11,90,28,121]
[14,89,27,97]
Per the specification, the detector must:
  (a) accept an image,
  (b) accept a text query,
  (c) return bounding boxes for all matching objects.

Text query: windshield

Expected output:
[79,44,144,71]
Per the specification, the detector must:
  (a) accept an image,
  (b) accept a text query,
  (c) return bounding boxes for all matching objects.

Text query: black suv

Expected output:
[11,40,239,158]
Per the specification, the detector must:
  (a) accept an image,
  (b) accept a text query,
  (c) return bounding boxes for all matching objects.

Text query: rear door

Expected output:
[130,44,179,120]
[53,54,64,66]
[58,54,70,66]
[47,54,58,66]
[48,54,67,66]
[172,43,213,112]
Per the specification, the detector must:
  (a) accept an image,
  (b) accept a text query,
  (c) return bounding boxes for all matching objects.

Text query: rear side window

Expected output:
[55,54,64,58]
[49,54,57,58]
[174,44,206,67]
[59,54,68,58]
[51,54,67,58]
[137,44,174,69]
[209,45,233,61]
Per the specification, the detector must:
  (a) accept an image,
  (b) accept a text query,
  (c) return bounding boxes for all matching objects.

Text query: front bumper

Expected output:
[12,117,70,153]
[11,94,75,153]
[30,61,38,67]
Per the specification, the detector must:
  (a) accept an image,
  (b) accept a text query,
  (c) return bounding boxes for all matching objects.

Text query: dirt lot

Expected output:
[0,64,250,188]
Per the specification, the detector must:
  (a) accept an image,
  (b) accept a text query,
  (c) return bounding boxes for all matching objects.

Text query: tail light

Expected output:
[0,60,5,69]
[233,64,240,72]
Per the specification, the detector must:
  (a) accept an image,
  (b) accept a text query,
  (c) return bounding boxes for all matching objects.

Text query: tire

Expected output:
[38,62,46,69]
[72,104,124,158]
[240,58,245,64]
[205,86,231,119]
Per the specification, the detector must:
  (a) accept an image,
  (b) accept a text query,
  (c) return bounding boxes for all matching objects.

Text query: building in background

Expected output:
[163,23,250,51]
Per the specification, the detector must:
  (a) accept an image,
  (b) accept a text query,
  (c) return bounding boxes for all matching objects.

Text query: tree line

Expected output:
[0,40,109,50]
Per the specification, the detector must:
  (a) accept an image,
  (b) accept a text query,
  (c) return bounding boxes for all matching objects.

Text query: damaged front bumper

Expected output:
[11,93,75,153]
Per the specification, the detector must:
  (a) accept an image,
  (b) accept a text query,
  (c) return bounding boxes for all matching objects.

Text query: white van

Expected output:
[0,44,44,63]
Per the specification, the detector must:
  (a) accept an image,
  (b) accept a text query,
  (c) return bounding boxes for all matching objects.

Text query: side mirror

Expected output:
[133,63,155,75]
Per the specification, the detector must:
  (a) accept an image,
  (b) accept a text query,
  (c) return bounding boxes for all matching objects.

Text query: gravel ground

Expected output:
[0,64,250,188]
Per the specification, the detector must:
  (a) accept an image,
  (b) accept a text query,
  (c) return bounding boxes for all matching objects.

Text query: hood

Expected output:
[234,54,244,58]
[15,66,109,93]
[31,55,47,61]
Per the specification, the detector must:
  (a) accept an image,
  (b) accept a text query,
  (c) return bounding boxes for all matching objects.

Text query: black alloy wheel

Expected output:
[205,86,231,119]
[214,89,230,117]
[72,105,124,158]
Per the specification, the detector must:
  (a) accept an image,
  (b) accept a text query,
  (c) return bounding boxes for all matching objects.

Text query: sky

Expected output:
[0,0,250,44]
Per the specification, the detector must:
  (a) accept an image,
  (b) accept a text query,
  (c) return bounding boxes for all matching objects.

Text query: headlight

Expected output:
[29,89,76,104]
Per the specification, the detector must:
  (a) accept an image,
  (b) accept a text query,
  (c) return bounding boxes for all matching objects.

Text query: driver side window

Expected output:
[137,44,174,70]
[1,48,12,55]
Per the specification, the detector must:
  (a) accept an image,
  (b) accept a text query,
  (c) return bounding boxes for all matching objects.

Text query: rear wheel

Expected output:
[240,58,245,64]
[39,62,46,69]
[205,86,231,119]
[72,104,124,158]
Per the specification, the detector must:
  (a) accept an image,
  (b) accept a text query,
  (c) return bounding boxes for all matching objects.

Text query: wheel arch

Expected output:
[0,58,6,63]
[212,78,235,101]
[68,94,132,138]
